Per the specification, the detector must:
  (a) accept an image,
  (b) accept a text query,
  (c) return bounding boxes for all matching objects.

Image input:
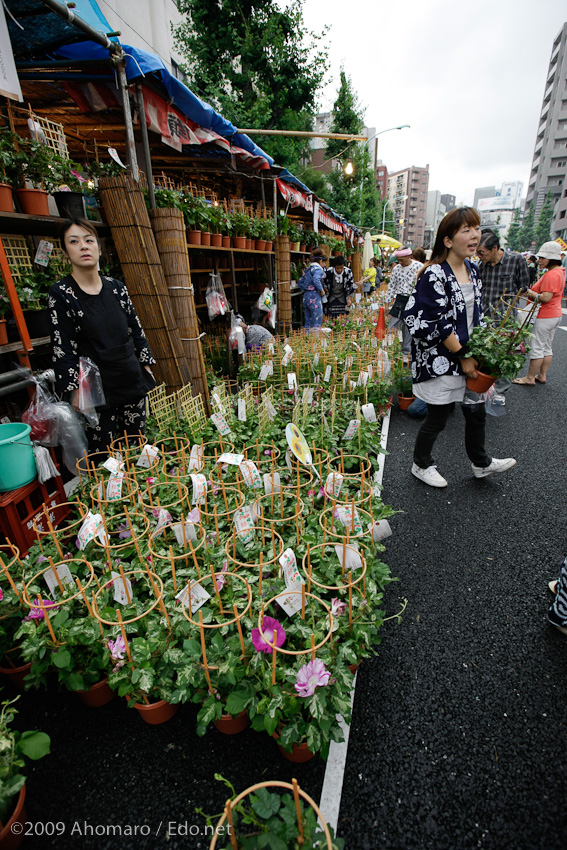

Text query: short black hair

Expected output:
[479,229,500,250]
[330,255,346,267]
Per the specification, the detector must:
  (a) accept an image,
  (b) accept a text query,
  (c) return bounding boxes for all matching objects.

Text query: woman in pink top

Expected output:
[513,241,565,386]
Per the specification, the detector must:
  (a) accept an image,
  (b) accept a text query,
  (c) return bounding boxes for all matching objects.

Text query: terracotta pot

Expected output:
[0,319,7,346]
[397,394,415,411]
[233,235,246,249]
[214,710,250,735]
[201,231,211,246]
[14,188,49,216]
[275,737,316,763]
[299,243,306,252]
[0,784,27,850]
[290,241,300,252]
[348,661,361,675]
[0,661,32,690]
[0,183,14,213]
[247,238,254,250]
[465,370,496,393]
[77,677,115,708]
[133,698,179,725]
[265,240,273,252]
[211,233,223,247]
[222,235,232,248]
[255,239,266,251]
[186,229,202,246]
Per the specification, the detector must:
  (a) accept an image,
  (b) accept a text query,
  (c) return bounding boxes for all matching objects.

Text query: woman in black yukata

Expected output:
[48,218,156,454]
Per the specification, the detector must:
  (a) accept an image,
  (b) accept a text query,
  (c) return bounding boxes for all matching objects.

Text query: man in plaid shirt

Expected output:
[477,229,530,401]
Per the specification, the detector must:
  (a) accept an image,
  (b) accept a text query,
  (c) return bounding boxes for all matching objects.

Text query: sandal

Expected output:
[512,377,535,385]
[535,376,546,384]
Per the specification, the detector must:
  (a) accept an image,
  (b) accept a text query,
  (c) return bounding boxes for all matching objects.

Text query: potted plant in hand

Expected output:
[464,312,531,393]
[0,697,51,850]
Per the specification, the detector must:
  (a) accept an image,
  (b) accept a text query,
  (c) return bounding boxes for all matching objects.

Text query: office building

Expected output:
[387,165,429,245]
[424,191,446,248]
[473,186,496,210]
[440,193,456,213]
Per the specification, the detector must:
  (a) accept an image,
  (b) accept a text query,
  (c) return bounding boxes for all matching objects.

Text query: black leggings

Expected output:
[413,402,491,469]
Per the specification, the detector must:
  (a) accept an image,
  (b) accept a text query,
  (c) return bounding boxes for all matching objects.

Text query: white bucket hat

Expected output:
[536,241,562,260]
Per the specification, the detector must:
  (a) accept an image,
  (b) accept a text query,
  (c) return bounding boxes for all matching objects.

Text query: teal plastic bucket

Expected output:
[0,423,37,493]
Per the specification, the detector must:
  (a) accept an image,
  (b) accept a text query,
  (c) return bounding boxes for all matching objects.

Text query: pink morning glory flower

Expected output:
[117,522,131,540]
[215,560,228,591]
[251,616,286,654]
[108,636,126,661]
[294,658,331,698]
[331,598,346,617]
[146,477,156,486]
[0,588,3,601]
[25,598,58,620]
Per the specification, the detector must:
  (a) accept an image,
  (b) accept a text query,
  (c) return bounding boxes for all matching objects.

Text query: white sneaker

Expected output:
[471,457,517,478]
[411,463,448,488]
[548,581,558,594]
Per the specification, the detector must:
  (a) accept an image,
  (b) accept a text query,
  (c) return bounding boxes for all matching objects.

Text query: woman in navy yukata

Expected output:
[298,248,327,333]
[403,207,516,489]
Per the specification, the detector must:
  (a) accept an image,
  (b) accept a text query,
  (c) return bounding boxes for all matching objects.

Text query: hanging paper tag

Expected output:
[287,372,297,391]
[343,420,360,441]
[334,543,363,571]
[267,343,275,354]
[233,505,256,545]
[95,523,110,547]
[238,399,247,421]
[336,505,363,535]
[362,403,377,423]
[108,147,127,168]
[266,400,277,420]
[111,570,133,605]
[324,365,332,383]
[176,581,211,615]
[77,512,103,550]
[188,444,204,472]
[102,457,124,474]
[239,460,262,489]
[34,240,54,267]
[191,473,208,506]
[369,519,393,542]
[211,391,221,407]
[285,448,293,471]
[137,444,159,468]
[275,583,304,616]
[258,363,271,381]
[350,381,358,391]
[358,371,369,387]
[282,345,294,367]
[324,472,343,499]
[263,472,281,495]
[344,356,353,369]
[279,548,304,587]
[371,337,378,349]
[367,364,373,379]
[106,471,124,501]
[151,508,173,538]
[210,412,231,436]
[355,293,362,303]
[44,563,74,597]
[172,520,197,546]
[313,353,320,367]
[217,452,244,466]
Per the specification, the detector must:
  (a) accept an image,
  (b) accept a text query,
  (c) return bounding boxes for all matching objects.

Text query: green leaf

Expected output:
[251,787,281,820]
[52,649,71,669]
[224,690,250,716]
[19,730,51,760]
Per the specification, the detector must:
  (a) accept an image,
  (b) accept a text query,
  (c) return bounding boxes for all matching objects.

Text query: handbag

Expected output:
[389,293,409,319]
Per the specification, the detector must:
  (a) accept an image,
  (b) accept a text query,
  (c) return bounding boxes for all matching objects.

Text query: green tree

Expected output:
[534,190,555,249]
[172,0,328,173]
[505,207,522,251]
[518,202,535,252]
[323,71,379,228]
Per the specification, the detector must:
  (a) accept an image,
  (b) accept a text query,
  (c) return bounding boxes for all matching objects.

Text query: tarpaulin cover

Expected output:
[5,0,116,58]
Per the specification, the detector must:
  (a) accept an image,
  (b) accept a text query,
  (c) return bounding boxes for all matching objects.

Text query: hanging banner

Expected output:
[0,6,23,102]
[276,178,313,212]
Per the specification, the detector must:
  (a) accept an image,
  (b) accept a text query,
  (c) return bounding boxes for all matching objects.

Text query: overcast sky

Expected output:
[295,0,566,205]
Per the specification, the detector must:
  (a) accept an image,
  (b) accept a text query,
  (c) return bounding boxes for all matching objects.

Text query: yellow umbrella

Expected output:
[371,232,402,249]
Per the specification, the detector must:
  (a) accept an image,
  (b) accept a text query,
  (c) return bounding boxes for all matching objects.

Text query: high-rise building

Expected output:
[424,191,446,248]
[440,193,456,212]
[387,165,429,245]
[473,186,496,209]
[526,22,567,239]
[376,162,388,200]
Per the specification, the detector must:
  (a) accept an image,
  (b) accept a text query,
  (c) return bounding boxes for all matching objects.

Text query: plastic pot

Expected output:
[0,183,14,213]
[133,699,179,725]
[273,732,316,763]
[0,319,7,346]
[255,239,266,251]
[397,394,415,411]
[14,188,49,216]
[465,370,496,393]
[0,784,27,850]
[201,231,211,246]
[222,235,231,248]
[213,710,250,735]
[211,233,223,247]
[0,660,33,690]
[233,236,246,249]
[186,229,202,246]
[77,677,115,707]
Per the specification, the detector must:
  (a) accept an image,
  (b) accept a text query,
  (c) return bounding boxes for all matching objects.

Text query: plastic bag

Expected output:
[228,312,246,355]
[484,385,507,417]
[256,287,273,312]
[22,382,58,443]
[22,381,88,473]
[78,357,105,426]
[206,273,231,320]
[267,303,277,330]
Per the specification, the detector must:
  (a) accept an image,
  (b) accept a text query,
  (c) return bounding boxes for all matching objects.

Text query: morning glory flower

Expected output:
[108,636,126,660]
[117,522,131,540]
[331,598,346,617]
[251,616,286,654]
[294,658,331,698]
[25,598,59,620]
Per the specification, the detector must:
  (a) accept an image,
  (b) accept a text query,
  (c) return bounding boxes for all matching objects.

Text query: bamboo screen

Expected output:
[351,252,362,283]
[149,207,210,406]
[276,234,291,334]
[98,175,191,391]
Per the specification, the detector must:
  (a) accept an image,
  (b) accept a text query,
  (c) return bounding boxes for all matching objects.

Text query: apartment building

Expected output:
[526,22,567,239]
[387,165,429,246]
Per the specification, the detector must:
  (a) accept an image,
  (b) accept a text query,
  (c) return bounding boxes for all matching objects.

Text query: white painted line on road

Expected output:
[318,406,391,834]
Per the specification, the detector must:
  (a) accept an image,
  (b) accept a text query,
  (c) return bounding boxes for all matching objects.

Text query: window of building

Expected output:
[560,210,566,219]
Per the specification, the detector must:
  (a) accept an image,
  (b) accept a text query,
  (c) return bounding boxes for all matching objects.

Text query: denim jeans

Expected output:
[413,402,491,469]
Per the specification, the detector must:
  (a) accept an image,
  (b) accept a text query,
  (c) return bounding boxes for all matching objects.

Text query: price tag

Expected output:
[369,519,393,542]
[362,403,377,423]
[176,581,211,615]
[344,356,353,369]
[191,473,208,506]
[111,570,133,605]
[266,400,277,420]
[343,419,360,441]
[259,364,271,381]
[334,543,363,571]
[137,444,159,468]
[102,457,124,474]
[188,444,204,472]
[238,399,247,421]
[282,345,294,366]
[367,364,373,378]
[77,512,103,550]
[287,372,297,391]
[108,147,127,168]
[313,353,320,367]
[358,371,368,387]
[279,548,304,587]
[44,563,74,597]
[275,584,304,616]
[239,460,262,489]
[336,505,363,535]
[263,472,281,495]
[371,337,378,348]
[217,452,244,466]
[151,508,173,538]
[324,472,343,499]
[323,365,332,383]
[233,505,256,545]
[105,471,124,501]
[172,520,197,545]
[210,412,232,436]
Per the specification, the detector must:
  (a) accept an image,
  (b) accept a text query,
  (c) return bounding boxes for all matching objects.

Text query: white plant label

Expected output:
[152,508,173,538]
[336,505,363,535]
[371,337,378,348]
[191,473,208,506]
[210,412,232,436]
[266,400,277,420]
[188,444,204,472]
[285,448,293,471]
[275,583,304,616]
[369,519,393,542]
[111,570,133,605]
[137,444,159,468]
[362,403,377,423]
[371,302,380,312]
[343,419,360,441]
[324,472,343,499]
[263,472,281,495]
[282,345,294,366]
[367,364,373,378]
[34,239,54,267]
[267,343,275,354]
[355,293,362,303]
[172,520,197,546]
[233,505,256,545]
[211,391,221,407]
[324,365,332,383]
[350,380,358,391]
[102,457,123,474]
[334,543,363,571]
[105,471,124,501]
[258,364,271,381]
[344,356,353,369]
[279,548,304,588]
[239,460,262,489]
[287,372,297,391]
[237,399,247,421]
[358,371,369,387]
[176,581,211,615]
[217,452,244,466]
[77,512,103,550]
[313,353,320,367]
[44,563,74,597]
[302,387,314,404]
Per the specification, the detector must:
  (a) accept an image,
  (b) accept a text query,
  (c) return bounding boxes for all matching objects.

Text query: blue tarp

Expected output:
[6,0,117,57]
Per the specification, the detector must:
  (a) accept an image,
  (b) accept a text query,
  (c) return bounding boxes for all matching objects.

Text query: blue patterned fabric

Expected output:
[404,260,484,384]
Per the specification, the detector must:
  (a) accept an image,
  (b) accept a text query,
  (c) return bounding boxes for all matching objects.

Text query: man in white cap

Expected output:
[385,247,423,355]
